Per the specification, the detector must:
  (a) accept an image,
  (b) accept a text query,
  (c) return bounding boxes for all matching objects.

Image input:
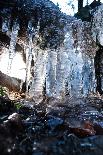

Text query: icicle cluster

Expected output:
[29,19,97,102]
[1,4,102,102]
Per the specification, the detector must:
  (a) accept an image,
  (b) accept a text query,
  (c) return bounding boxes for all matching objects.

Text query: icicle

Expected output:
[2,9,11,33]
[29,49,48,103]
[56,47,69,98]
[92,5,103,46]
[28,16,97,99]
[89,58,96,93]
[2,18,10,33]
[25,21,35,93]
[36,20,40,34]
[64,25,84,97]
[46,49,57,97]
[7,20,19,75]
[82,55,96,96]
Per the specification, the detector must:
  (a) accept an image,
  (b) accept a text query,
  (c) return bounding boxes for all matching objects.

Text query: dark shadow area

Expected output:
[94,44,103,94]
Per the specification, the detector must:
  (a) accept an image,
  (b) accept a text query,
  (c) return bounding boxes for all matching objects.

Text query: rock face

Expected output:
[1,1,103,102]
[0,70,23,92]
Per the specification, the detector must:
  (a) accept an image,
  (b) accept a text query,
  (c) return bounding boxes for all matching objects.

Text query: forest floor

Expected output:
[1,94,103,155]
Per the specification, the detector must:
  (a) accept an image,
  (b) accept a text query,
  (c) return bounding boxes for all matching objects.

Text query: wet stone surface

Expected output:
[1,96,103,154]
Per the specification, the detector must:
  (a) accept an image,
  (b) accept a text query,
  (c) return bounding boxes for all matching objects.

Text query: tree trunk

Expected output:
[78,0,83,12]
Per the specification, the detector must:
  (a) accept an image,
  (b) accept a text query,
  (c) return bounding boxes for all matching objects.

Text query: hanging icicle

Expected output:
[7,20,20,74]
[25,20,35,93]
[2,9,11,33]
[2,18,10,33]
[46,48,57,97]
[29,49,48,103]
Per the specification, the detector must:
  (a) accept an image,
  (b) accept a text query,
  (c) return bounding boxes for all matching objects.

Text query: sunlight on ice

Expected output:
[0,48,26,81]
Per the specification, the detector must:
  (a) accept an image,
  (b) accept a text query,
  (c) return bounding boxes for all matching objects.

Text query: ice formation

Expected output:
[7,20,19,74]
[29,20,97,102]
[1,3,103,102]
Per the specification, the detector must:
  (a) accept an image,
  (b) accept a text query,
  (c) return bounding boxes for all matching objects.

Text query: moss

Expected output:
[15,102,23,111]
[0,86,7,97]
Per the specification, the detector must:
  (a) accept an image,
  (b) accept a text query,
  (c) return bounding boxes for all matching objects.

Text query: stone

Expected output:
[94,121,103,135]
[47,116,64,130]
[81,136,103,155]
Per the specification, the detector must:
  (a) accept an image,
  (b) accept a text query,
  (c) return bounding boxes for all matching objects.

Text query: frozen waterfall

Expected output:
[28,20,97,101]
[2,4,103,102]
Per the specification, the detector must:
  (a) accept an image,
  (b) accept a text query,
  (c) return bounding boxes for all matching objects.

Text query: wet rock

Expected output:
[94,121,103,135]
[46,106,65,117]
[1,96,103,155]
[0,115,8,123]
[47,116,64,130]
[35,109,46,118]
[8,113,21,121]
[18,105,34,118]
[65,117,81,128]
[23,115,37,129]
[0,123,25,155]
[3,113,24,136]
[81,111,103,121]
[69,120,96,138]
[64,134,82,155]
[0,96,14,116]
[81,136,103,155]
[33,134,82,155]
[70,127,95,138]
